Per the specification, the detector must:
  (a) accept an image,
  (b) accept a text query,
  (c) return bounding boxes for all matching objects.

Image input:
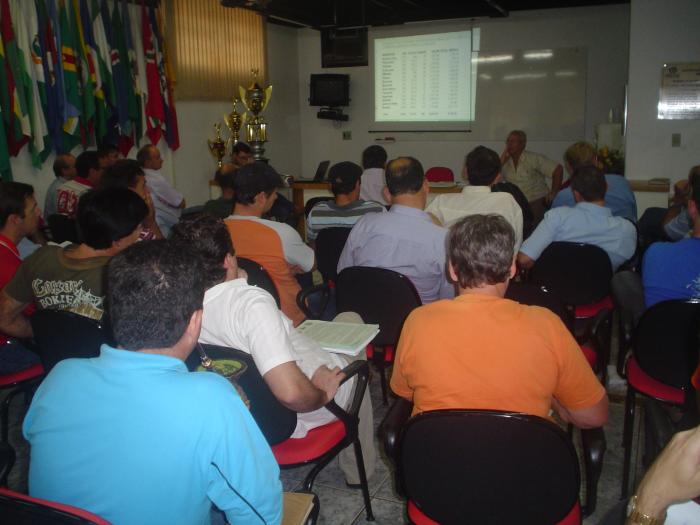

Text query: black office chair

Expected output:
[620,299,700,498]
[336,266,422,404]
[381,407,581,525]
[314,227,351,285]
[47,214,79,244]
[0,441,14,486]
[304,197,333,218]
[236,257,282,309]
[187,344,374,520]
[30,310,111,374]
[0,487,112,525]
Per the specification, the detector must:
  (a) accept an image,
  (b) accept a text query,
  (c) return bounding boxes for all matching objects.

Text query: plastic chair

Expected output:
[314,227,351,285]
[0,363,44,451]
[620,299,700,498]
[336,267,422,404]
[236,257,282,309]
[0,437,15,486]
[47,214,79,244]
[30,310,111,375]
[0,487,111,524]
[381,406,581,525]
[187,344,375,520]
[304,197,333,218]
[425,167,454,183]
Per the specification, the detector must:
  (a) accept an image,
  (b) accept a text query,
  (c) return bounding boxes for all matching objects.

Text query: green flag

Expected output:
[112,1,138,139]
[91,0,116,142]
[0,104,12,181]
[59,0,82,151]
[71,0,95,144]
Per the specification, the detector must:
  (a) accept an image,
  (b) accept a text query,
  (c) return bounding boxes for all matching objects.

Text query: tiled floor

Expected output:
[4,361,647,525]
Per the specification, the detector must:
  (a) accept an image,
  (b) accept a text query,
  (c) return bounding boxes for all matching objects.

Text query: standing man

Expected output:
[137,144,185,237]
[45,154,76,218]
[56,151,104,218]
[501,130,563,223]
[23,240,282,525]
[359,145,388,205]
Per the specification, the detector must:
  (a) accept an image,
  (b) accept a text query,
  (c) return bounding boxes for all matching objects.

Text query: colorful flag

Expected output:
[58,0,82,151]
[37,0,65,153]
[142,0,162,145]
[0,99,12,181]
[71,0,96,144]
[109,0,132,151]
[152,5,179,150]
[125,0,147,144]
[0,0,31,156]
[90,0,117,143]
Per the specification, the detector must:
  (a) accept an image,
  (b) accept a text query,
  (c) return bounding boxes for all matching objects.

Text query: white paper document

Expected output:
[297,320,380,356]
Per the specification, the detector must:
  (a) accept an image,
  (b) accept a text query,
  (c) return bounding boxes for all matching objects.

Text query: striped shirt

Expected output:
[306,199,386,241]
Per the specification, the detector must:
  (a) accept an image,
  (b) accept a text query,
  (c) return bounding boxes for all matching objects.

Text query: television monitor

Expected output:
[321,27,368,68]
[309,74,350,108]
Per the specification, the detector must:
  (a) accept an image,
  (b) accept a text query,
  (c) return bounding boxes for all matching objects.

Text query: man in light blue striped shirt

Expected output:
[306,161,385,242]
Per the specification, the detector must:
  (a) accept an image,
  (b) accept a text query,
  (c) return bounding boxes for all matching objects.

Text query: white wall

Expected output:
[625,0,700,187]
[293,5,630,179]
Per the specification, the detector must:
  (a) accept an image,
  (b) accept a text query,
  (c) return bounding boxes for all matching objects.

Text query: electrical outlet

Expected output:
[671,133,681,147]
[342,130,352,140]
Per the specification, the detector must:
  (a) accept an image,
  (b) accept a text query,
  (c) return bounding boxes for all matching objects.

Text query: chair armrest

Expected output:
[296,284,331,320]
[378,397,413,466]
[580,426,606,517]
[324,361,369,428]
[0,442,15,486]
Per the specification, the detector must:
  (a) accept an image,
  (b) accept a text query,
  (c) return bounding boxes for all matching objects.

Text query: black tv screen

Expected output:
[321,28,368,68]
[309,74,350,107]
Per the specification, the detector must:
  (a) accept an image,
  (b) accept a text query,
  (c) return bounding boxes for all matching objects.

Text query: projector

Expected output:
[317,108,348,122]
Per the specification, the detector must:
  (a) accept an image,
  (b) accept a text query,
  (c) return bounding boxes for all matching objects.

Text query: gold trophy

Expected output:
[239,69,272,161]
[224,97,246,156]
[207,123,227,168]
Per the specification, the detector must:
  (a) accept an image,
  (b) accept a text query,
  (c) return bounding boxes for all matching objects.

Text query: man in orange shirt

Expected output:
[390,214,608,428]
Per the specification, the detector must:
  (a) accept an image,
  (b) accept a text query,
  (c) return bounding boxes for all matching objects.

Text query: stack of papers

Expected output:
[297,320,380,356]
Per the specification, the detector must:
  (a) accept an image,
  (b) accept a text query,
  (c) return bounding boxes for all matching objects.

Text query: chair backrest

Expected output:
[425,166,454,183]
[30,310,111,374]
[314,227,351,284]
[634,299,700,391]
[0,488,111,525]
[505,281,574,334]
[47,214,79,244]
[236,257,282,309]
[335,267,422,347]
[304,196,334,218]
[400,409,580,525]
[530,242,613,306]
[186,344,297,446]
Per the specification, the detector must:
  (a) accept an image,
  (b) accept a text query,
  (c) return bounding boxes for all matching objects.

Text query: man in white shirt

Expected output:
[137,145,185,237]
[359,145,388,205]
[45,154,76,218]
[426,146,524,250]
[56,151,104,218]
[170,214,376,486]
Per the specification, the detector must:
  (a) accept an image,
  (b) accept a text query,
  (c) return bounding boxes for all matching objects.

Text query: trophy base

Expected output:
[250,141,267,163]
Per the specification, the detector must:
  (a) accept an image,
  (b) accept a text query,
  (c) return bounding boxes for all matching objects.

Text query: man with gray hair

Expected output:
[391,213,608,430]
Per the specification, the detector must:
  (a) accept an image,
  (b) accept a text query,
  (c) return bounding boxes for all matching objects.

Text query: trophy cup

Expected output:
[224,97,246,157]
[239,69,272,162]
[207,123,227,168]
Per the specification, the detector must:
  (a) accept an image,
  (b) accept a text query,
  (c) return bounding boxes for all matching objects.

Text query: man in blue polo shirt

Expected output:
[23,240,282,525]
[518,164,637,271]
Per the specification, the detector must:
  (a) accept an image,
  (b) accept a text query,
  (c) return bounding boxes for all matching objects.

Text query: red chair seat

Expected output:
[580,345,597,369]
[626,357,684,405]
[407,499,581,525]
[272,420,346,465]
[0,364,44,387]
[366,344,394,362]
[575,296,613,319]
[425,167,454,183]
[0,488,111,524]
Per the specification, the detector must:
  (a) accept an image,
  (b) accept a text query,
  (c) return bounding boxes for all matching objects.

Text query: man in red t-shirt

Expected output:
[0,182,42,373]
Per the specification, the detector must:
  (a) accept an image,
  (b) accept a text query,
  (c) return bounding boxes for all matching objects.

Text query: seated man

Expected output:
[0,182,42,374]
[338,156,453,304]
[551,141,637,222]
[391,213,608,429]
[23,240,282,525]
[518,164,637,271]
[171,215,375,485]
[0,188,147,338]
[44,154,76,218]
[204,163,237,219]
[306,161,385,243]
[426,146,523,249]
[138,144,185,236]
[642,175,700,307]
[359,144,388,205]
[56,150,104,218]
[226,162,315,326]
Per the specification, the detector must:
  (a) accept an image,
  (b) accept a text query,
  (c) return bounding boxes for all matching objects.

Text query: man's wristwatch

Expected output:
[626,495,666,525]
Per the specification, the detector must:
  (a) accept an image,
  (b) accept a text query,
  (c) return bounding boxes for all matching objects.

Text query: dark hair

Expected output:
[232,142,252,155]
[75,150,100,179]
[362,145,387,170]
[136,145,157,167]
[329,161,362,195]
[52,155,72,179]
[691,173,700,210]
[571,164,606,202]
[466,146,501,186]
[171,214,234,289]
[99,159,144,190]
[448,214,515,289]
[214,166,237,190]
[107,240,206,350]
[0,182,34,229]
[233,162,282,205]
[385,157,424,196]
[76,188,148,249]
[97,143,119,159]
